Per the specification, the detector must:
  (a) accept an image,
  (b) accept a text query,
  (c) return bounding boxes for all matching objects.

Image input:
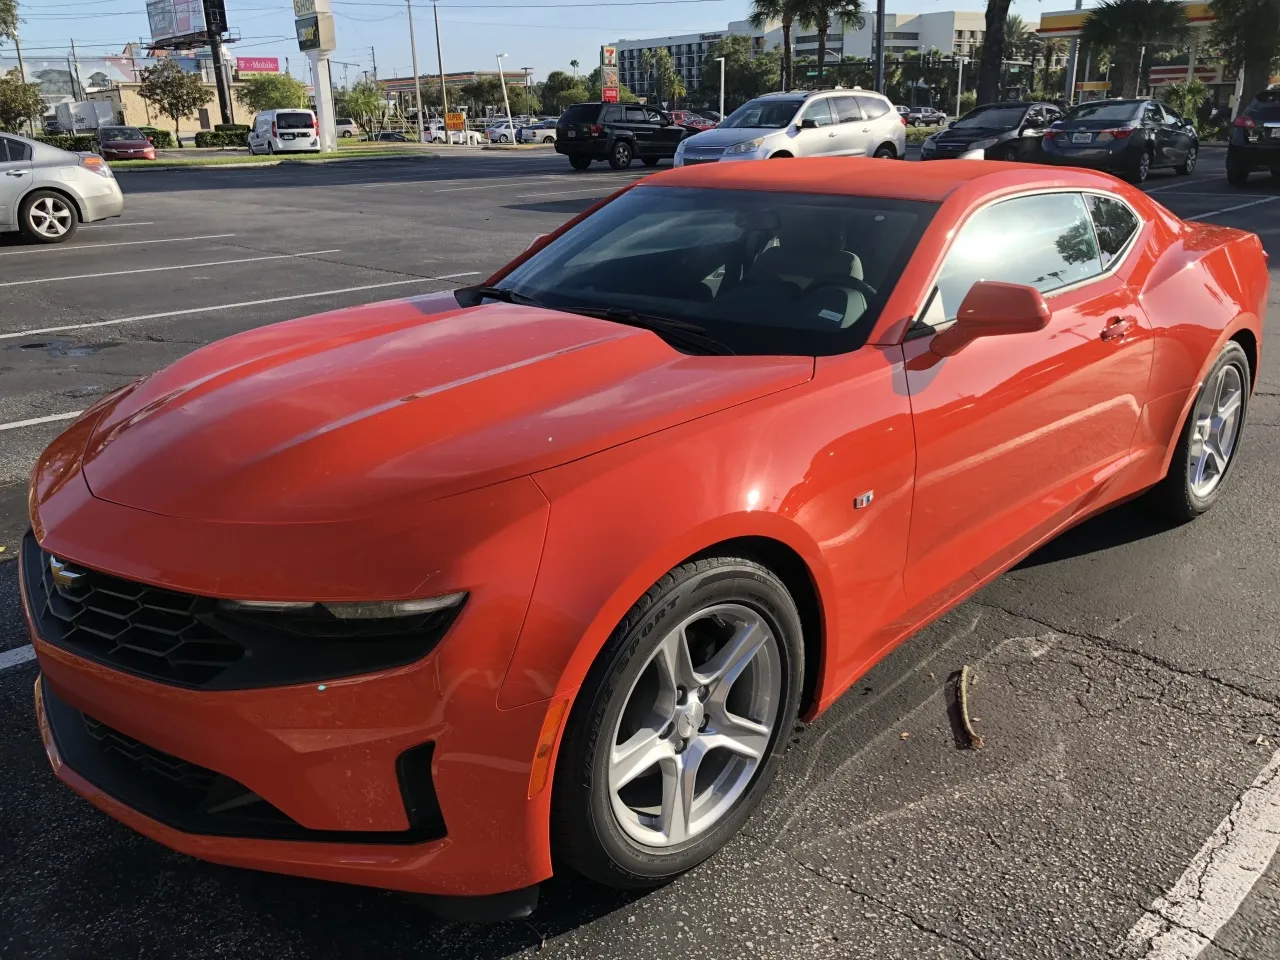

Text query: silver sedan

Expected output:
[0,132,124,243]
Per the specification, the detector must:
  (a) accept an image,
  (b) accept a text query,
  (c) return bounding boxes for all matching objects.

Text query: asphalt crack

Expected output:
[779,849,990,960]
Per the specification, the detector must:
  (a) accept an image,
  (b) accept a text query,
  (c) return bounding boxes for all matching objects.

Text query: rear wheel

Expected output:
[551,558,803,888]
[265,141,275,156]
[609,139,634,170]
[873,143,897,159]
[1175,144,1197,175]
[1128,147,1152,184]
[19,190,78,244]
[569,154,592,170]
[542,135,555,144]
[1226,151,1251,185]
[1149,341,1250,522]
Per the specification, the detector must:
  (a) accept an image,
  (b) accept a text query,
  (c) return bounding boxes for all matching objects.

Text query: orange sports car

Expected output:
[25,159,1266,920]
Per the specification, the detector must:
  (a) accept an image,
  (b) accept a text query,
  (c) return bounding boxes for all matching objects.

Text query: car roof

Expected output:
[648,156,1130,203]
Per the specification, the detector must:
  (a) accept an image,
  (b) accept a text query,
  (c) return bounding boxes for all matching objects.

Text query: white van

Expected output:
[335,117,360,138]
[247,109,320,155]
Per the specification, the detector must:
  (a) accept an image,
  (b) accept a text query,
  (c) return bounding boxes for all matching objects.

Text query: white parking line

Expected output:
[0,411,83,432]
[1189,196,1278,221]
[0,249,341,288]
[1120,748,1280,959]
[0,234,235,257]
[0,645,36,673]
[0,272,480,341]
[432,177,567,193]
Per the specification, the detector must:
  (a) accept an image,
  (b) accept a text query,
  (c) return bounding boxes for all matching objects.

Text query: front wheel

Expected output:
[569,154,592,170]
[543,135,555,144]
[19,190,78,244]
[1175,145,1197,175]
[609,140,634,170]
[551,558,804,888]
[1149,341,1250,522]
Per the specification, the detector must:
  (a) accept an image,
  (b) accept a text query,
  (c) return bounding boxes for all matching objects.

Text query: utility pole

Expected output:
[285,56,291,76]
[13,30,34,135]
[873,0,887,93]
[715,56,725,121]
[406,0,426,141]
[201,0,233,125]
[431,0,448,122]
[69,38,84,101]
[1064,0,1082,103]
[370,46,378,81]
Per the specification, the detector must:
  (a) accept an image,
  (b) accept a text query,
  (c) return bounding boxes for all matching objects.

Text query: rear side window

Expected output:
[833,96,863,123]
[1085,195,1140,268]
[624,106,647,123]
[927,192,1103,323]
[602,105,624,123]
[560,104,600,124]
[856,95,890,119]
[1245,90,1280,122]
[275,112,313,130]
[0,136,32,162]
[336,118,353,125]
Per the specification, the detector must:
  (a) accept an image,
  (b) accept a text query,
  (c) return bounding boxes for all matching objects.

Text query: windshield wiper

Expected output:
[569,306,736,356]
[454,284,547,309]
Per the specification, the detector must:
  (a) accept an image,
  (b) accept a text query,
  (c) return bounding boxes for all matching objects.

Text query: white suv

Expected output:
[675,89,906,166]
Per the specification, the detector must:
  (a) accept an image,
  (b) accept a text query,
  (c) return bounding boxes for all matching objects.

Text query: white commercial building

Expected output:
[616,11,987,99]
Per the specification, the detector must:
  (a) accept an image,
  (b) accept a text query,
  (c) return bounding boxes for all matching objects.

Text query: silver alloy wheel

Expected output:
[1189,363,1244,498]
[28,196,73,239]
[608,603,781,848]
[1185,146,1197,172]
[1138,150,1151,181]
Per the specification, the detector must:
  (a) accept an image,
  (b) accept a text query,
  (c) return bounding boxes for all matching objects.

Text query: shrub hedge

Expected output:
[139,127,175,147]
[193,129,249,148]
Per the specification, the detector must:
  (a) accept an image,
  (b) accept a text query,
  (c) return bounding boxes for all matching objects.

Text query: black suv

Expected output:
[1227,87,1280,185]
[556,102,688,170]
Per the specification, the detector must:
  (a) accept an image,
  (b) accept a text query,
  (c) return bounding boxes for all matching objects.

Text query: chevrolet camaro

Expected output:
[24,159,1267,920]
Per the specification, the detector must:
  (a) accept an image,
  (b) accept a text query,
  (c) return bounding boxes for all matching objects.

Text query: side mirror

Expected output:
[799,118,818,130]
[930,281,1051,357]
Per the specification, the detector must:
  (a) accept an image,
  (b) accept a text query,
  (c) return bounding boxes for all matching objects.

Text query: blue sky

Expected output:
[9,0,1070,84]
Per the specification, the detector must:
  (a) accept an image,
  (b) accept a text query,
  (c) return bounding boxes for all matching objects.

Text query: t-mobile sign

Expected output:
[236,57,280,74]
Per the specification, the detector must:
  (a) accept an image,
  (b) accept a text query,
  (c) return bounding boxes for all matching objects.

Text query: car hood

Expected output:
[101,140,151,149]
[81,293,813,523]
[683,126,786,149]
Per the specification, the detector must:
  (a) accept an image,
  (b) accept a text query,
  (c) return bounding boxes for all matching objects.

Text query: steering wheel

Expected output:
[806,273,878,301]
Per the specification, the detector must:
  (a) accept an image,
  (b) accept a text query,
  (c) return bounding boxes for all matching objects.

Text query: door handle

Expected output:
[5,170,28,177]
[1100,316,1136,341]
[828,131,837,137]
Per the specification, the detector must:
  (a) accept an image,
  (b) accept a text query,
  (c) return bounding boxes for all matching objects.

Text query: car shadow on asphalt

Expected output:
[504,199,602,216]
[1014,498,1171,570]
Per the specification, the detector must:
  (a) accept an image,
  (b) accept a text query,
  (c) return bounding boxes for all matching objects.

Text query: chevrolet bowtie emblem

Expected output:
[49,556,85,588]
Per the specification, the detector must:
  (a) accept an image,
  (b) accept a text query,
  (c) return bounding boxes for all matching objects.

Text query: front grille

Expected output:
[21,533,463,691]
[23,533,245,687]
[41,682,446,844]
[681,157,720,166]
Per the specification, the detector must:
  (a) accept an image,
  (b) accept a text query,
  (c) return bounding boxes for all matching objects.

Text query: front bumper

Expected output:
[25,447,561,899]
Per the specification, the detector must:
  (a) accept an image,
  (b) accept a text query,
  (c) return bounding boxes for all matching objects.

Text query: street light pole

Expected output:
[715,56,725,120]
[873,0,887,93]
[406,0,426,142]
[956,55,966,117]
[496,52,514,141]
[431,0,449,130]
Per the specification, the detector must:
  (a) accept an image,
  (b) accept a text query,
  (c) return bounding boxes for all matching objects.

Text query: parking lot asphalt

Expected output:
[1,146,1278,960]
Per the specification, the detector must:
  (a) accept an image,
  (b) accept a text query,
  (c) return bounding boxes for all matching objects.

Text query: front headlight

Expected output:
[220,592,468,639]
[969,137,999,151]
[675,138,687,157]
[726,136,767,155]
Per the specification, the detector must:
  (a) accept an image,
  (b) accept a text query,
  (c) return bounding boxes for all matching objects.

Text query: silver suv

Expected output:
[674,88,906,166]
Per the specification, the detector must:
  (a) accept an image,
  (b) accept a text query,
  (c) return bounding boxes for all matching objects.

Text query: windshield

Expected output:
[99,127,146,141]
[1245,90,1280,122]
[275,112,314,130]
[952,105,1028,130]
[720,98,804,129]
[1061,101,1141,123]
[488,186,934,356]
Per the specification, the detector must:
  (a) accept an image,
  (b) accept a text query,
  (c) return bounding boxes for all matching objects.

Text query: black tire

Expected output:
[768,151,793,159]
[1175,144,1197,176]
[1127,147,1152,184]
[1271,168,1280,183]
[609,139,634,170]
[873,143,897,159]
[1148,341,1250,523]
[642,156,660,167]
[1226,151,1250,185]
[341,131,353,138]
[551,557,804,889]
[18,190,79,244]
[999,144,1020,162]
[265,141,275,156]
[542,135,555,144]
[569,154,592,170]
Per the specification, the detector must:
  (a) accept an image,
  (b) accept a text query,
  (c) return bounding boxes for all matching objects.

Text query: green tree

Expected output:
[138,58,211,148]
[798,0,865,86]
[695,35,782,110]
[0,0,16,42]
[1003,13,1035,61]
[507,85,541,115]
[1041,37,1067,93]
[1210,0,1280,115]
[1081,0,1190,97]
[976,0,1016,104]
[0,67,42,131]
[234,72,308,113]
[569,58,580,78]
[749,0,802,90]
[640,47,681,106]
[585,66,639,102]
[335,79,386,132]
[542,69,589,111]
[458,75,505,113]
[1157,77,1209,117]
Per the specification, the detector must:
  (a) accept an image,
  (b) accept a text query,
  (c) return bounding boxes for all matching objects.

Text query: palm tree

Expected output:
[1081,0,1190,97]
[1041,37,1066,93]
[749,0,801,91]
[640,48,656,101]
[1004,14,1033,61]
[569,59,579,79]
[798,0,866,86]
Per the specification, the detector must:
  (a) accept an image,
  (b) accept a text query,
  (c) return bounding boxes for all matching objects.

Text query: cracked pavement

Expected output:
[0,150,1278,959]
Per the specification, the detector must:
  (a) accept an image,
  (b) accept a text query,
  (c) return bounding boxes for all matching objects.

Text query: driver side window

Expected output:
[920,192,1103,328]
[801,99,835,127]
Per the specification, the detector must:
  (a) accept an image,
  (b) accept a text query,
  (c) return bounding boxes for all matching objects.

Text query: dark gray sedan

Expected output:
[1041,98,1198,184]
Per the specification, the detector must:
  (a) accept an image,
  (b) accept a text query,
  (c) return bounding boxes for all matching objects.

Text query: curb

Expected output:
[482,143,549,151]
[114,151,440,172]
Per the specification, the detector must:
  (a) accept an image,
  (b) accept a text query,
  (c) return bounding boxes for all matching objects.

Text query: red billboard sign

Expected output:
[236,56,280,74]
[602,87,619,103]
